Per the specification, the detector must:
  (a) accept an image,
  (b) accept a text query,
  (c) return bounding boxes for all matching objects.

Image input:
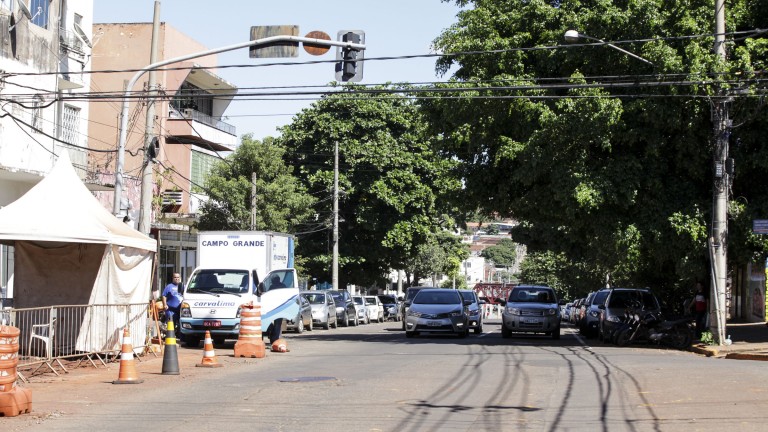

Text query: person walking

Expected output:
[689,281,708,339]
[162,272,184,331]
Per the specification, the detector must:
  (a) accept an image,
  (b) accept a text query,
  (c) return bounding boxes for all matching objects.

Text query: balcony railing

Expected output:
[169,107,236,136]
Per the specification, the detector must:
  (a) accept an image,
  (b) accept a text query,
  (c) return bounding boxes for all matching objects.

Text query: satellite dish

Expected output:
[73,22,92,48]
[18,0,32,20]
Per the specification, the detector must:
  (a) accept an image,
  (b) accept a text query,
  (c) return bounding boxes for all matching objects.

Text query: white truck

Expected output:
[178,231,300,347]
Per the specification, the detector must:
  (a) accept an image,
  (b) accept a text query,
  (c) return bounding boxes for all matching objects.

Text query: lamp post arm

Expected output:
[112,35,365,215]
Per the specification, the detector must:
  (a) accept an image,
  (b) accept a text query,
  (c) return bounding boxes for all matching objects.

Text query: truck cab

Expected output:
[179,267,299,347]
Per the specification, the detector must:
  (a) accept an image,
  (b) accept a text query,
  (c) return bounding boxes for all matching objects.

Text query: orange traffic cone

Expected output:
[234,302,266,358]
[271,338,288,353]
[113,327,144,384]
[196,331,222,368]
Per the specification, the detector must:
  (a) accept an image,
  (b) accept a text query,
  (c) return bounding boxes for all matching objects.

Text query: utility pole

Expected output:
[332,141,339,291]
[710,0,729,344]
[138,1,161,234]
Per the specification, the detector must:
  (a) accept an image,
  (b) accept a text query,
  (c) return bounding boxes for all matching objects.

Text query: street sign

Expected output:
[249,25,299,58]
[303,30,331,56]
[753,219,768,235]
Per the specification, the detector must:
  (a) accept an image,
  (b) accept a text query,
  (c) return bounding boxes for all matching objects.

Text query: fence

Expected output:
[0,303,155,380]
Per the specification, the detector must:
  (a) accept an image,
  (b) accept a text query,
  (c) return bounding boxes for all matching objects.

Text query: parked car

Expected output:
[458,289,484,334]
[400,286,430,330]
[286,293,313,333]
[364,295,384,323]
[562,302,573,322]
[301,290,337,330]
[598,288,661,343]
[580,289,610,338]
[499,285,562,339]
[404,288,470,338]
[570,297,584,325]
[378,295,401,321]
[352,295,369,324]
[328,290,358,327]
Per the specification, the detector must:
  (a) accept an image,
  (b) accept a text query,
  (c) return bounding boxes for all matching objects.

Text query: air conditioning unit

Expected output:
[162,190,183,208]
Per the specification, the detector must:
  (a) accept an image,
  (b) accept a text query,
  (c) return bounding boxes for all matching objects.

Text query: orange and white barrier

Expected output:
[234,302,266,358]
[0,325,32,417]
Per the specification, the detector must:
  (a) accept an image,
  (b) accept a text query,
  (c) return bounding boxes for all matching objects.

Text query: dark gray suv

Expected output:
[500,285,561,339]
[598,288,660,343]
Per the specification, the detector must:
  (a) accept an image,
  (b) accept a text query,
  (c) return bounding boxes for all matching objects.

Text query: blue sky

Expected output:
[93,0,462,140]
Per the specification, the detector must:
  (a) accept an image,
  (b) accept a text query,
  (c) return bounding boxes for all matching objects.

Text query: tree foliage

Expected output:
[480,238,517,267]
[196,134,316,232]
[278,87,463,288]
[423,0,768,303]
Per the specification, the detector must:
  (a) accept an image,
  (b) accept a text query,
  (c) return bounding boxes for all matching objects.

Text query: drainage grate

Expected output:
[277,376,337,383]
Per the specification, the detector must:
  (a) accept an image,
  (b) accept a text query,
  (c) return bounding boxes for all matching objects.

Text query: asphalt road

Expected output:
[3,319,768,431]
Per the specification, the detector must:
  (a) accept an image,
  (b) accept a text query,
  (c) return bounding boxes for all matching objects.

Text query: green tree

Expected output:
[196,134,316,232]
[480,238,517,268]
[279,86,462,288]
[423,0,768,302]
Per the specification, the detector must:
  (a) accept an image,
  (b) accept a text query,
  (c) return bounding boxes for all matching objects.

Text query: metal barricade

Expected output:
[5,303,151,380]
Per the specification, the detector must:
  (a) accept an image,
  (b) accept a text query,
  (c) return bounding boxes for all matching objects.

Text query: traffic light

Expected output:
[335,30,365,82]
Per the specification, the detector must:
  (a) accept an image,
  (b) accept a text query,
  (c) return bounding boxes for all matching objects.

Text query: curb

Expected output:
[689,344,768,360]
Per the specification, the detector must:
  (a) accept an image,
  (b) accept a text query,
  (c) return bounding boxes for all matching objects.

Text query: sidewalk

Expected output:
[689,321,768,360]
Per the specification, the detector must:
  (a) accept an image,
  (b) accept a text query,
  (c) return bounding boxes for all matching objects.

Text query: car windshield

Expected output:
[186,270,249,294]
[459,291,475,302]
[592,291,610,306]
[353,297,364,305]
[608,290,658,309]
[379,296,396,305]
[509,288,555,303]
[364,297,376,305]
[413,290,461,305]
[406,288,423,301]
[304,293,326,304]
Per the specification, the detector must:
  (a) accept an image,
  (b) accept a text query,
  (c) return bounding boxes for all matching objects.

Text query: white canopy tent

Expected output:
[0,153,156,353]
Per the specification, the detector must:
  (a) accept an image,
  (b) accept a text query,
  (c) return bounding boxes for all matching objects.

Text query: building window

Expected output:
[190,150,218,193]
[62,104,80,145]
[29,0,49,28]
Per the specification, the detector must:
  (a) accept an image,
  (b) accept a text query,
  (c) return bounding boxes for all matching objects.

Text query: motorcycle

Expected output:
[614,301,693,350]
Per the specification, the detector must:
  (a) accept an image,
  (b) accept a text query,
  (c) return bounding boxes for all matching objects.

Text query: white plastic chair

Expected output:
[27,313,67,376]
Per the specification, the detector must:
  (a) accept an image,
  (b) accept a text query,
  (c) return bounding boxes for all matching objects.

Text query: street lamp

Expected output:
[563,30,654,67]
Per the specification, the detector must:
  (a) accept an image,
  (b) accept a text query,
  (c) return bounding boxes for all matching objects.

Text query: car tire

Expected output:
[341,312,348,327]
[331,315,338,329]
[402,319,406,331]
[323,318,330,330]
[501,325,511,339]
[552,327,561,340]
[474,325,483,334]
[295,318,304,334]
[353,314,359,326]
[458,328,469,338]
[307,318,313,331]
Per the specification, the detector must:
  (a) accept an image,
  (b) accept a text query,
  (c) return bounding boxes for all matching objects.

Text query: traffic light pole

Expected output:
[114,34,365,222]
